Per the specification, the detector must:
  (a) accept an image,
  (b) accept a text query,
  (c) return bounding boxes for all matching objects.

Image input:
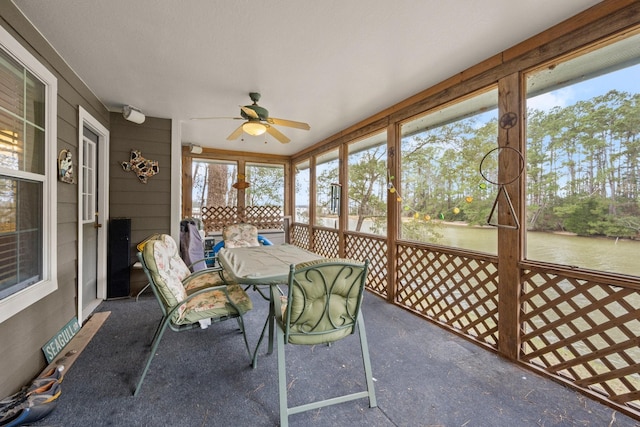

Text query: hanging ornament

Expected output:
[465,196,473,203]
[232,173,250,189]
[453,207,460,214]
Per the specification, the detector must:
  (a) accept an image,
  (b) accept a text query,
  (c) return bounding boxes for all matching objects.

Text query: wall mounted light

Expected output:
[122,105,146,124]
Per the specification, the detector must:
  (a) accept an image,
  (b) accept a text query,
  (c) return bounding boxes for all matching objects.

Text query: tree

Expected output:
[245,165,284,208]
[348,145,386,232]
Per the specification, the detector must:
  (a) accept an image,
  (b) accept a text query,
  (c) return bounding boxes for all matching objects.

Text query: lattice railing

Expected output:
[345,233,388,298]
[312,227,339,258]
[291,223,640,418]
[290,224,311,250]
[521,267,640,412]
[395,243,500,348]
[200,206,283,232]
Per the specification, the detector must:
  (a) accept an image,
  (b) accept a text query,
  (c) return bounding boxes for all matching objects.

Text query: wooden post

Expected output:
[386,123,400,302]
[308,156,317,252]
[338,144,348,257]
[497,73,524,360]
[181,147,192,219]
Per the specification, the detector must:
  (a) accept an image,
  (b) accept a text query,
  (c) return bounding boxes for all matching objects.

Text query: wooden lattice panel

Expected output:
[521,268,640,413]
[200,206,283,233]
[395,243,499,347]
[290,224,311,250]
[201,206,238,232]
[345,233,388,297]
[313,228,339,258]
[243,206,283,229]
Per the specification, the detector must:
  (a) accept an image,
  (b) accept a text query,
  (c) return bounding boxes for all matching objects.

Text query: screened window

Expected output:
[294,159,310,224]
[0,26,57,321]
[315,149,339,228]
[245,162,284,212]
[190,159,237,217]
[399,88,499,253]
[347,131,387,235]
[525,32,640,277]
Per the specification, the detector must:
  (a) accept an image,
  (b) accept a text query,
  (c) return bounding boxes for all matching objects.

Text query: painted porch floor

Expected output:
[31,289,638,427]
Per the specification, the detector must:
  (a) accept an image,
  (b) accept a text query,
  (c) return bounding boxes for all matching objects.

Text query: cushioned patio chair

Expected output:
[134,234,253,396]
[212,222,273,254]
[274,259,377,427]
[213,223,273,292]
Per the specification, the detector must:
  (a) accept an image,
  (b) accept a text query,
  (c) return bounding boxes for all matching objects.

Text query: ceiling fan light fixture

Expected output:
[242,121,267,136]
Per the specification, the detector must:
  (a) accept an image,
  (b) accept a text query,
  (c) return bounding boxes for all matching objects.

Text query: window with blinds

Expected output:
[0,46,45,299]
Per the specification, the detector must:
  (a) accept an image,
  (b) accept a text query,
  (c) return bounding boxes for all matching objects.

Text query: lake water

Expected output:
[321,217,640,277]
[437,223,639,277]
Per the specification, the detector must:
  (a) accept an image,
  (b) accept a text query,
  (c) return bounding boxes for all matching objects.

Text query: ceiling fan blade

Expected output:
[266,125,290,144]
[226,124,245,140]
[267,117,310,130]
[240,106,260,119]
[190,116,243,120]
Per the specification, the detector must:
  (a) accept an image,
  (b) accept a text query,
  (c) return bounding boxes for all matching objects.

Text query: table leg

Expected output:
[251,284,277,369]
[267,285,275,355]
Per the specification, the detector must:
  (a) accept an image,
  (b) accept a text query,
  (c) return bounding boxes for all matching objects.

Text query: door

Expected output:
[78,107,109,324]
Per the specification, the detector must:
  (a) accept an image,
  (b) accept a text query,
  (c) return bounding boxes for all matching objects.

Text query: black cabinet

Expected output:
[107,218,131,298]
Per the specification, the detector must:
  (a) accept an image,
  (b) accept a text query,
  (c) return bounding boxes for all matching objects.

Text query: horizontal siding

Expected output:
[109,112,173,269]
[0,2,110,397]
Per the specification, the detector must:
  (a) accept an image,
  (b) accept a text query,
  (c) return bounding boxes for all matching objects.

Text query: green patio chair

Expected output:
[133,234,253,396]
[274,258,377,426]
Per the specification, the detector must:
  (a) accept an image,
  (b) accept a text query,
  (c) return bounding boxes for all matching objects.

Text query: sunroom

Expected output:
[0,1,639,425]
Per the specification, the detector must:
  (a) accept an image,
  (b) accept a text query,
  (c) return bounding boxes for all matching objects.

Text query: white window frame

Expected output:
[0,25,58,323]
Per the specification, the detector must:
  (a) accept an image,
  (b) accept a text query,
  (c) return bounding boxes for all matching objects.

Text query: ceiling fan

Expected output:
[192,92,310,144]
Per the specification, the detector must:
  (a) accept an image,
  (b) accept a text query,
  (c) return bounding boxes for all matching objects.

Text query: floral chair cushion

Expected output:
[222,223,260,248]
[177,282,253,325]
[159,234,192,281]
[142,234,252,324]
[142,237,189,318]
[183,269,227,294]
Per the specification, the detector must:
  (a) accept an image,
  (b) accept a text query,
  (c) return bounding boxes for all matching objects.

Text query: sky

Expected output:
[527,63,640,111]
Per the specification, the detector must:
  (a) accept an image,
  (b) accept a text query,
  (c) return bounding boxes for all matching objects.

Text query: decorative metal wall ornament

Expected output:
[479,112,524,229]
[58,149,75,184]
[499,112,518,130]
[121,150,159,183]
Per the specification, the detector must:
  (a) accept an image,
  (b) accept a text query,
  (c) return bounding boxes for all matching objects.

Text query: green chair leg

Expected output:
[357,314,377,408]
[277,325,289,427]
[134,317,170,396]
[276,315,377,426]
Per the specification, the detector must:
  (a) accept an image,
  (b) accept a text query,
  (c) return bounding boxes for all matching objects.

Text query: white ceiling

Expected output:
[14,0,601,156]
